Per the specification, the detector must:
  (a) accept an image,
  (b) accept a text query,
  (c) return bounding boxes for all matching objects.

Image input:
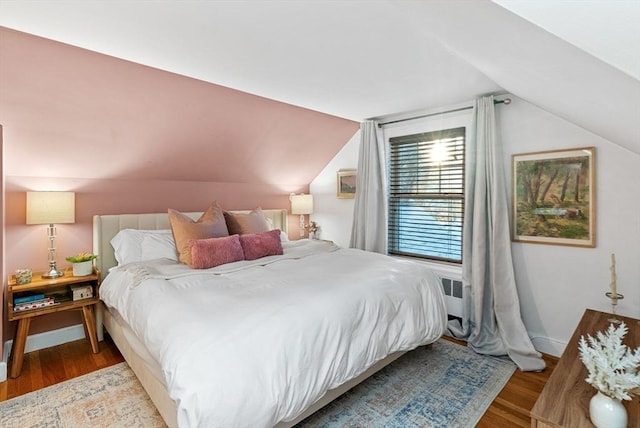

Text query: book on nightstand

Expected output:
[13,297,57,312]
[48,292,73,304]
[13,293,46,305]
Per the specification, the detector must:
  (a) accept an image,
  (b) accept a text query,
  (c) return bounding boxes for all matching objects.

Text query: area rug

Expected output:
[294,340,516,427]
[0,339,515,428]
[0,362,165,428]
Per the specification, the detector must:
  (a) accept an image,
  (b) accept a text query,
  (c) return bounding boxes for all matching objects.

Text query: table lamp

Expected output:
[26,191,75,278]
[290,193,313,239]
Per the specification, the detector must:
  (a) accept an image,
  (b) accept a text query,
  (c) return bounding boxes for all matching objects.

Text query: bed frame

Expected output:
[93,209,405,428]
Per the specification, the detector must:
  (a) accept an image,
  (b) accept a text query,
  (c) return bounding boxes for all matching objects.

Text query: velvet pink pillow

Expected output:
[188,235,245,269]
[239,229,283,261]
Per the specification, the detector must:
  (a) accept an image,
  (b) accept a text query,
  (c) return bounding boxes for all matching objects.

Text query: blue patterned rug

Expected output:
[295,339,516,428]
[0,339,514,428]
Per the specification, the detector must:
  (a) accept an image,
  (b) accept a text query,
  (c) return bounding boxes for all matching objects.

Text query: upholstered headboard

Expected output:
[92,209,288,278]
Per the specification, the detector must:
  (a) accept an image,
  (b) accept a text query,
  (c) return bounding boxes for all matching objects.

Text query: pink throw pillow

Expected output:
[188,235,245,269]
[239,229,283,261]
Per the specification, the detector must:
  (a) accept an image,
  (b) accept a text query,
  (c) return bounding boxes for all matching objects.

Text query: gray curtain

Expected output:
[349,121,387,253]
[450,96,546,372]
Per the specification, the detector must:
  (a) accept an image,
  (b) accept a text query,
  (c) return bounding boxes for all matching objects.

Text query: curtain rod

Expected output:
[377,98,511,128]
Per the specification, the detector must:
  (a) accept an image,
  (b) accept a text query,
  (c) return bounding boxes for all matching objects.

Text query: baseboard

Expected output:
[531,336,566,358]
[2,323,86,371]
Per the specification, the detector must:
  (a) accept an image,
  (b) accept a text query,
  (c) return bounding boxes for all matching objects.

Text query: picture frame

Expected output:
[337,169,357,199]
[512,147,595,247]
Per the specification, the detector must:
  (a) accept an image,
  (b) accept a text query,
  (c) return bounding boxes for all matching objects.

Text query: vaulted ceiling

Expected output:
[1,0,638,186]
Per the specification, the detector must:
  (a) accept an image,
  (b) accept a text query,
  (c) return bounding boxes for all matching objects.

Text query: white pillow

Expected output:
[265,217,289,242]
[110,229,177,265]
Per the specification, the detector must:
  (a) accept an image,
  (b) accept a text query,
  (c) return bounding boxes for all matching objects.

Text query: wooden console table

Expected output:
[531,309,639,427]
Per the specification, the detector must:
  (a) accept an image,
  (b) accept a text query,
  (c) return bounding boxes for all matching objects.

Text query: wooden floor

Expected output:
[472,344,558,427]
[0,336,558,427]
[0,336,124,402]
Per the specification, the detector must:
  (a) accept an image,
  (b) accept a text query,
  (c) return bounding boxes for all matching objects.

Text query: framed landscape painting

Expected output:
[512,147,595,247]
[337,169,356,198]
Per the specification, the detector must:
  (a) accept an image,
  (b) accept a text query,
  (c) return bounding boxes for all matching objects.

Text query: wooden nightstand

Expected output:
[6,270,101,378]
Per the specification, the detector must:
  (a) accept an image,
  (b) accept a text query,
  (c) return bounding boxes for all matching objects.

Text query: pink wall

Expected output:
[0,27,358,346]
[0,27,358,185]
[4,178,308,341]
[1,126,4,355]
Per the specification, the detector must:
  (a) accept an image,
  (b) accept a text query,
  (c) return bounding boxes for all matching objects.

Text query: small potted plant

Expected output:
[579,321,640,428]
[66,252,97,276]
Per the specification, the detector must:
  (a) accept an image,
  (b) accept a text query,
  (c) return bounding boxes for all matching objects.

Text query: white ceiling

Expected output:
[493,0,640,81]
[0,0,638,145]
[0,0,501,120]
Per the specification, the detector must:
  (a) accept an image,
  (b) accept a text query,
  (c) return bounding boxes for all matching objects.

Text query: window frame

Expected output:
[381,110,472,265]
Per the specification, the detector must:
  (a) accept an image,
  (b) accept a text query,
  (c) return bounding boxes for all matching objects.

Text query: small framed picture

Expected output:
[512,147,595,247]
[337,169,357,199]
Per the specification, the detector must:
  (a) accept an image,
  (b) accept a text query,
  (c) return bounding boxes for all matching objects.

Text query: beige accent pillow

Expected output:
[224,207,270,235]
[168,202,229,265]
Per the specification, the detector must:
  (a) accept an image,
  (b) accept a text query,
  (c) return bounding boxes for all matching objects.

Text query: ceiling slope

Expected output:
[396,0,640,154]
[0,27,358,186]
[493,0,640,81]
[0,0,638,155]
[0,0,502,120]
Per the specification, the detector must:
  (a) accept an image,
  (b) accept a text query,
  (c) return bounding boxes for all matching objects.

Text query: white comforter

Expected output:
[100,240,447,428]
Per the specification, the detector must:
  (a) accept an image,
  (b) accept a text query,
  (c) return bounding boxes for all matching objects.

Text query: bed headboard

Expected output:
[93,209,288,278]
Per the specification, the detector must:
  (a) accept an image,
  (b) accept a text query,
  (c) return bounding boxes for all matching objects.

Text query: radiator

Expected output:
[440,276,463,318]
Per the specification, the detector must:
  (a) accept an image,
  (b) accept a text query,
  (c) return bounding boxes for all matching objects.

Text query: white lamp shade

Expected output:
[26,191,75,224]
[290,194,313,215]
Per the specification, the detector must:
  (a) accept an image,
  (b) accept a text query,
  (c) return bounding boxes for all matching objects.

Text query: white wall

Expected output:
[499,96,640,356]
[309,131,359,247]
[310,95,640,357]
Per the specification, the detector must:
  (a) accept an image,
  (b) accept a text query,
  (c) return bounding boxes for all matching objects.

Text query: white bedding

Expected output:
[100,240,447,428]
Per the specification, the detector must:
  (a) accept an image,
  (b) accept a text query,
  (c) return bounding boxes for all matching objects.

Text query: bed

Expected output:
[93,208,447,428]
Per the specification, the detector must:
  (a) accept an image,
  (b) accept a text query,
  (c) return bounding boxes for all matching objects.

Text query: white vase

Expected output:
[72,260,93,276]
[590,391,627,428]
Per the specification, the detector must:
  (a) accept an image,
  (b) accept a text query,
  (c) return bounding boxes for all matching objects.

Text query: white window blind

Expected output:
[388,127,465,263]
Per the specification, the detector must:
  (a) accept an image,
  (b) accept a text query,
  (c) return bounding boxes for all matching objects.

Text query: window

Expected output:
[388,127,465,263]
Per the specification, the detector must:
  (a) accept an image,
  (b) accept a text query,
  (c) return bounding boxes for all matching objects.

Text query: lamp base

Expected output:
[42,270,64,279]
[42,262,64,279]
[299,214,305,239]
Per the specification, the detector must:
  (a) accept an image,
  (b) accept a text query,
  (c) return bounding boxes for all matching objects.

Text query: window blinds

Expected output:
[388,127,465,262]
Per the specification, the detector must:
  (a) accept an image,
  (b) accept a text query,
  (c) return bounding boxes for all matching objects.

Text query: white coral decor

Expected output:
[578,321,640,401]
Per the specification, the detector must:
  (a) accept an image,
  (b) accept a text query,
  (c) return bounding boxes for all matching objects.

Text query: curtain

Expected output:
[450,96,546,372]
[349,121,387,253]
